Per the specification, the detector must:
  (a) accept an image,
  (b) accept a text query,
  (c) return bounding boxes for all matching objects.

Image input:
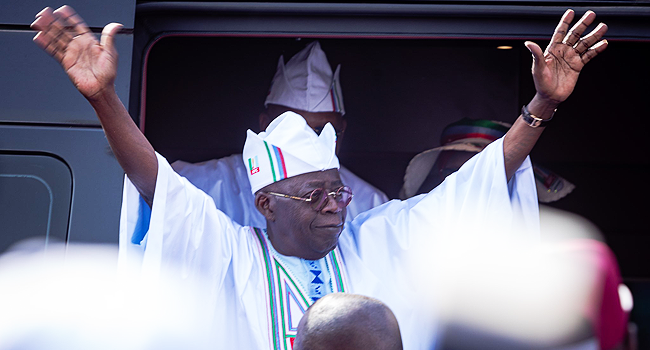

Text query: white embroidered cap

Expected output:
[243,111,340,194]
[264,41,345,115]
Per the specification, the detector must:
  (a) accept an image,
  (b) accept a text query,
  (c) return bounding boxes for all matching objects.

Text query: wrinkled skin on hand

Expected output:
[525,9,608,106]
[31,5,123,101]
[32,5,158,206]
[502,9,608,181]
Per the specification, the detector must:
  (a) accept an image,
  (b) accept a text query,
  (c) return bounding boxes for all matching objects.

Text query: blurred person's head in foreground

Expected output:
[0,240,214,350]
[293,293,403,350]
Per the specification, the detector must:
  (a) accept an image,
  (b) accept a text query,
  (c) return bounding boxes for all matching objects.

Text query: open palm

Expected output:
[525,9,608,104]
[31,5,122,101]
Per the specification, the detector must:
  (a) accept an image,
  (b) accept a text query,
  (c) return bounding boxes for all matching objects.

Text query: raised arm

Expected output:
[503,9,608,180]
[31,6,157,205]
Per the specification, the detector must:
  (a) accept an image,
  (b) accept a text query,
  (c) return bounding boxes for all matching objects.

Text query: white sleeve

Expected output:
[172,155,267,229]
[406,136,539,242]
[343,137,540,259]
[119,152,243,281]
[339,137,539,350]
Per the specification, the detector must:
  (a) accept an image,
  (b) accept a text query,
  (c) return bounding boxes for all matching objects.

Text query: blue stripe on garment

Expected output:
[131,195,151,244]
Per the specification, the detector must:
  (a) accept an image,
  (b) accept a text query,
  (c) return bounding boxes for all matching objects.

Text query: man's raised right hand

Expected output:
[31,5,123,102]
[31,5,158,206]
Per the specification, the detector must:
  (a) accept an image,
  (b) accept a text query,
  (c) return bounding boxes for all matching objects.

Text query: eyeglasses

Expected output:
[266,186,353,212]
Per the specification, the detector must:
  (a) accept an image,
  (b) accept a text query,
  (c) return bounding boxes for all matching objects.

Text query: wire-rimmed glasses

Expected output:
[265,186,353,212]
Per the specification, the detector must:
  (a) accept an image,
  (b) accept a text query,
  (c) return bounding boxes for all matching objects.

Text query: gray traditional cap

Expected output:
[265,41,345,115]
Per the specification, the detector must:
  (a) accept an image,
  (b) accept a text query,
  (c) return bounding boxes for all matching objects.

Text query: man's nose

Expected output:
[320,193,342,213]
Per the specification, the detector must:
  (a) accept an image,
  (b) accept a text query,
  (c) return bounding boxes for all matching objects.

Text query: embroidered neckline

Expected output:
[252,227,347,350]
[262,229,334,299]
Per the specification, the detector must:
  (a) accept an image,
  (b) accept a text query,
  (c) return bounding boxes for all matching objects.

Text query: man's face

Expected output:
[264,168,347,260]
[261,104,347,155]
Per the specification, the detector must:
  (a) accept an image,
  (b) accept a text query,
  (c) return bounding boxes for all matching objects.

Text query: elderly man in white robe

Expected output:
[171,41,388,229]
[31,6,608,350]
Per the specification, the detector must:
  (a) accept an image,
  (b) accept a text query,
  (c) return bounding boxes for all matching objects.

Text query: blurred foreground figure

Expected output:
[294,293,403,350]
[414,237,633,350]
[0,242,213,350]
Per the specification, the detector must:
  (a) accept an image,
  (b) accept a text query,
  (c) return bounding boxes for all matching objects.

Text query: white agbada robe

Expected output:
[171,155,389,228]
[119,137,539,350]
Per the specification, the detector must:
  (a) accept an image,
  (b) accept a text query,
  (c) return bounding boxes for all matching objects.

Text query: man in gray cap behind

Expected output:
[171,41,388,229]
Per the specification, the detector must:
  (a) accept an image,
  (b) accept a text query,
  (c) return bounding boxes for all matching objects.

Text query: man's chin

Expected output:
[314,225,343,236]
[308,239,340,260]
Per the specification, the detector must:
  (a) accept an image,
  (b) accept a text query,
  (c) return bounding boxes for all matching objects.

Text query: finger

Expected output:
[30,7,55,31]
[32,9,75,50]
[32,29,58,54]
[525,41,546,74]
[548,9,575,54]
[100,23,123,53]
[33,31,65,63]
[53,5,91,38]
[525,41,544,62]
[32,16,74,54]
[581,39,608,65]
[563,10,596,47]
[46,13,75,46]
[574,23,608,55]
[32,31,49,51]
[35,7,52,18]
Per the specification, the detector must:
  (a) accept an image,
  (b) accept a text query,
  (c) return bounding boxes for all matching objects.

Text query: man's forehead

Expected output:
[286,169,342,189]
[304,178,343,188]
[302,169,341,182]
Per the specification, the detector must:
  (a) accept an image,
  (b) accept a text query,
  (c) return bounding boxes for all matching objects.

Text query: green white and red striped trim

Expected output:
[263,141,288,182]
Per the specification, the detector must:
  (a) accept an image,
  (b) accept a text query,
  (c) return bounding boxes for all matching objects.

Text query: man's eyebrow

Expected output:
[303,180,326,187]
[303,180,344,187]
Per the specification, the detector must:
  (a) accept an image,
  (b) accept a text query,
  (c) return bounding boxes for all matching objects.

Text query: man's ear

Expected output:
[255,192,275,222]
[259,112,272,132]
